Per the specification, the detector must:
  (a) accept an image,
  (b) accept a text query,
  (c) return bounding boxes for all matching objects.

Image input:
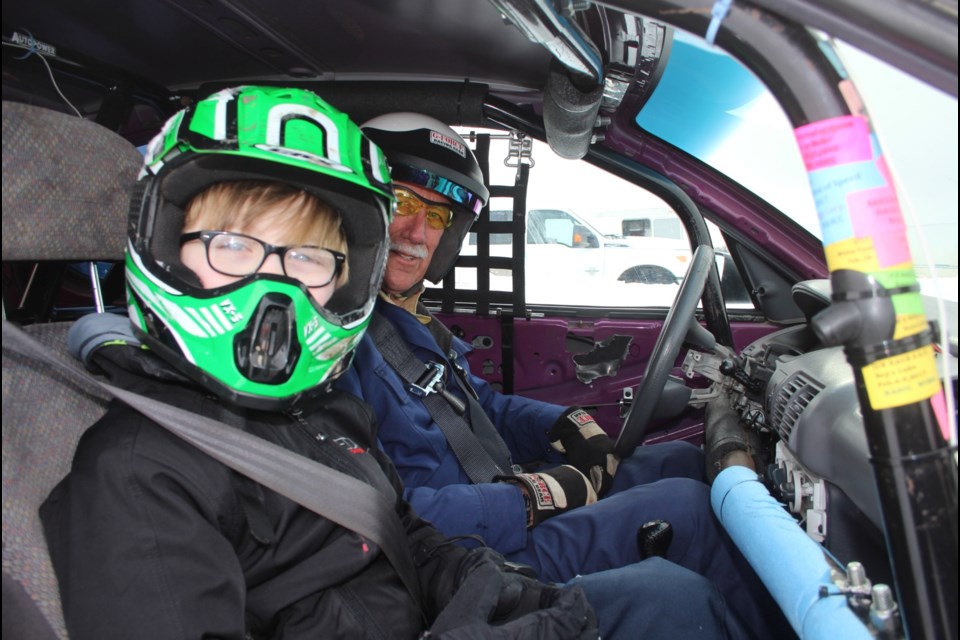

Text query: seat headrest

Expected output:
[1,101,143,262]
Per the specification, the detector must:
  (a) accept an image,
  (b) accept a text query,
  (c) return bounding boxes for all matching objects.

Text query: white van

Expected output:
[621,211,686,242]
[452,209,691,304]
[519,208,689,284]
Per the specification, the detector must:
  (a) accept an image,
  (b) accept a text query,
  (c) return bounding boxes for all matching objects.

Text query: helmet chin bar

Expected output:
[235,293,300,384]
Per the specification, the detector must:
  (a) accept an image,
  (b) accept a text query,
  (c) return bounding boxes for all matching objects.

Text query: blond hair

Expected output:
[183,181,349,284]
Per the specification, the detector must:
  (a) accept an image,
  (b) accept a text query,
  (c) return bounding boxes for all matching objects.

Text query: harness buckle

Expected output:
[408,361,446,397]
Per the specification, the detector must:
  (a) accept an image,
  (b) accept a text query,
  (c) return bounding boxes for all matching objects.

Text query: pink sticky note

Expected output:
[796,116,873,172]
[871,228,913,267]
[847,181,911,266]
[930,390,950,442]
[848,185,905,237]
[875,151,894,187]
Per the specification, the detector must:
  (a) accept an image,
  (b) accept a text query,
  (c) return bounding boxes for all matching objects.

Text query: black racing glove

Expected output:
[428,549,599,639]
[498,465,598,529]
[548,407,619,497]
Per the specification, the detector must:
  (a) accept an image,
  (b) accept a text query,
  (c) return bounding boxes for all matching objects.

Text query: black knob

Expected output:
[720,359,737,375]
[637,520,673,559]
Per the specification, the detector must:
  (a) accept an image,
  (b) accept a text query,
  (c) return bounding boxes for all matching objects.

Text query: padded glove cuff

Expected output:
[498,465,597,528]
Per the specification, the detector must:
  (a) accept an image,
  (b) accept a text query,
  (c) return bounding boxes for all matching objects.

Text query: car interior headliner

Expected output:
[4,0,956,126]
[2,1,550,120]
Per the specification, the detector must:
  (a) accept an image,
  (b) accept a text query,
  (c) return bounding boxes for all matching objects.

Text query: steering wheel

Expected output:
[615,245,715,458]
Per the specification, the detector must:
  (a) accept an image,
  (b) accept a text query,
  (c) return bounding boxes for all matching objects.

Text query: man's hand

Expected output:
[498,465,597,528]
[549,408,619,497]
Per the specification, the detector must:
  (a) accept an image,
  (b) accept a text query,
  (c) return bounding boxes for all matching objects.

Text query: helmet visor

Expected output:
[391,163,484,215]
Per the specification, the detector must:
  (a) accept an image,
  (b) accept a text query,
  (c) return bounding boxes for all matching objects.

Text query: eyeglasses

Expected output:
[180,230,345,288]
[393,187,454,230]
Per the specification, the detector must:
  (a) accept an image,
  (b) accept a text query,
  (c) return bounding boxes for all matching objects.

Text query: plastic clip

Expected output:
[706,0,733,46]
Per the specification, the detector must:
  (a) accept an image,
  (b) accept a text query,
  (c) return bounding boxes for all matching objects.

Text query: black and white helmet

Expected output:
[361,112,489,283]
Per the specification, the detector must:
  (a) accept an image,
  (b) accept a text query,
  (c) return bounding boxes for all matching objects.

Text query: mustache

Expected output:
[389,241,428,259]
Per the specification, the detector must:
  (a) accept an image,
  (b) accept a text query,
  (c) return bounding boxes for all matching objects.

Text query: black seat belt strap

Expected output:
[1,321,424,614]
[369,312,513,483]
[419,303,481,402]
[418,306,520,473]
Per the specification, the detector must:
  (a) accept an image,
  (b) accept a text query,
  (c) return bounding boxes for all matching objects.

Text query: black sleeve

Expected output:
[371,444,504,621]
[395,494,588,633]
[40,407,249,640]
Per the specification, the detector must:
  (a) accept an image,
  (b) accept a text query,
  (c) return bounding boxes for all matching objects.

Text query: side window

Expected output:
[447,133,752,310]
[472,210,512,245]
[532,210,584,246]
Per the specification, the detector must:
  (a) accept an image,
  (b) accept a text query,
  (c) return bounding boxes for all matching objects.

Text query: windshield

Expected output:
[637,29,958,292]
[433,25,956,316]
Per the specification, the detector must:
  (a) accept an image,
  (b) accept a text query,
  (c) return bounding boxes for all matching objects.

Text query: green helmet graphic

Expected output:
[126,85,394,410]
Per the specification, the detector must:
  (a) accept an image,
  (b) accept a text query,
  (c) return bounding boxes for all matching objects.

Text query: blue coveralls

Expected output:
[338,299,792,639]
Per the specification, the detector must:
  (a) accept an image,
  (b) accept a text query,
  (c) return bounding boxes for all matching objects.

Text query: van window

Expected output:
[653,217,683,240]
[622,219,650,236]
[622,215,684,241]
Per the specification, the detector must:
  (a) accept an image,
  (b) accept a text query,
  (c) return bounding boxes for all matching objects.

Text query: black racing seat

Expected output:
[1,101,142,639]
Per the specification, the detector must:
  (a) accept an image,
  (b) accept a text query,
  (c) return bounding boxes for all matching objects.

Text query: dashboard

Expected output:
[711,279,958,586]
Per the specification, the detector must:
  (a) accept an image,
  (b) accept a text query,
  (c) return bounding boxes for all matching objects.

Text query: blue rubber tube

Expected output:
[711,466,873,639]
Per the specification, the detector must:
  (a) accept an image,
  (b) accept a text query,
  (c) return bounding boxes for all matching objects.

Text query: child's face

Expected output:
[180,206,337,306]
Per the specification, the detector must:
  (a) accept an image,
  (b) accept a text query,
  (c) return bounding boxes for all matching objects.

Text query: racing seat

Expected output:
[1,101,142,639]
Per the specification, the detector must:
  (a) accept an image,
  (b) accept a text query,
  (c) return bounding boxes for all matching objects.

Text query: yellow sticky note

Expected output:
[862,345,940,410]
[825,237,880,273]
[893,313,929,340]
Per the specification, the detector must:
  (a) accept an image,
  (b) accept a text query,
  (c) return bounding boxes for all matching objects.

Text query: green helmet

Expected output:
[126,85,393,410]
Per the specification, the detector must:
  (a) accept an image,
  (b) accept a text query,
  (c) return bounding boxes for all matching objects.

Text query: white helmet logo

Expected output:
[429,130,466,158]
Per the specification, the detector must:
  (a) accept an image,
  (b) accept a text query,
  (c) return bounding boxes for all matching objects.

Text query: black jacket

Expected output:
[40,346,592,639]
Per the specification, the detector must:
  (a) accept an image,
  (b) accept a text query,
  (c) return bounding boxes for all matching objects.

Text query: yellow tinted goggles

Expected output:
[394,187,454,230]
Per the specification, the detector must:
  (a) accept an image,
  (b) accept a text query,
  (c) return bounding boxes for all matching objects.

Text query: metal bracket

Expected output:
[688,386,722,408]
[619,386,633,419]
[682,350,727,382]
[505,131,535,180]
